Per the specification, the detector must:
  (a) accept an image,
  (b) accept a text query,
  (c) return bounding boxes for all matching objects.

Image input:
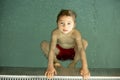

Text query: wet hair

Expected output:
[56,9,77,22]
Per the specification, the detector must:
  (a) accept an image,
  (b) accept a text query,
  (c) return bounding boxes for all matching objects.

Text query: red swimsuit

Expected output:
[56,44,75,61]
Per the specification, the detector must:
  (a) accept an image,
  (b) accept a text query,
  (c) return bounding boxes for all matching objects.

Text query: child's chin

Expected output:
[63,32,69,34]
[61,30,70,34]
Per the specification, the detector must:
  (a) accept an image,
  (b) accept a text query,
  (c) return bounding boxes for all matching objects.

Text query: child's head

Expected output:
[57,9,77,34]
[56,9,76,23]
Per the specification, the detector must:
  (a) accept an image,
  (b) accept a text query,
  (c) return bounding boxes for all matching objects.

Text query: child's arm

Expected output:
[45,31,57,79]
[74,30,90,79]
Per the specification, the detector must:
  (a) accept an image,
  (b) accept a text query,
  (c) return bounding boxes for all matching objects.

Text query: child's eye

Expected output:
[60,22,64,25]
[67,23,71,25]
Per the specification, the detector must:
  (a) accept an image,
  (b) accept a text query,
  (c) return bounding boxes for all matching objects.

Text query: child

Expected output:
[41,9,90,79]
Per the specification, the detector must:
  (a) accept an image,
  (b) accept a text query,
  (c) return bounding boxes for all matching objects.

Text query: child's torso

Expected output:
[57,30,76,49]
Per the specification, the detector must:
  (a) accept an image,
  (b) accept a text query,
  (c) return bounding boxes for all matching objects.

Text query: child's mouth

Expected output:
[63,29,68,32]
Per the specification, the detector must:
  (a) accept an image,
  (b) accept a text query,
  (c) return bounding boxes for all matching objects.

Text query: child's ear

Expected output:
[74,22,76,28]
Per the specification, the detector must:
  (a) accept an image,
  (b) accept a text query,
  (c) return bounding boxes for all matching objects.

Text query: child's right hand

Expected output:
[45,67,57,79]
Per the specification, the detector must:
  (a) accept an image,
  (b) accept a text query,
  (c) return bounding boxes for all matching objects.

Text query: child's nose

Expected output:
[63,24,68,28]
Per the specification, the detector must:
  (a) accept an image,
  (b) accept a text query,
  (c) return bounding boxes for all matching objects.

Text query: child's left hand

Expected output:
[80,68,90,80]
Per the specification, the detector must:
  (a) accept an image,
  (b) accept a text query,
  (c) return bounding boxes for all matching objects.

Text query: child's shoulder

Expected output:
[52,29,60,35]
[72,29,82,39]
[73,29,81,35]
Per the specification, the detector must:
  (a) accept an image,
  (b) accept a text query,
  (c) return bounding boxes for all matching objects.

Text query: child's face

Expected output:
[57,16,75,34]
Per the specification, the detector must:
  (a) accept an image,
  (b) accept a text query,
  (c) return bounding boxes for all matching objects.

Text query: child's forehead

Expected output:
[58,16,74,21]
